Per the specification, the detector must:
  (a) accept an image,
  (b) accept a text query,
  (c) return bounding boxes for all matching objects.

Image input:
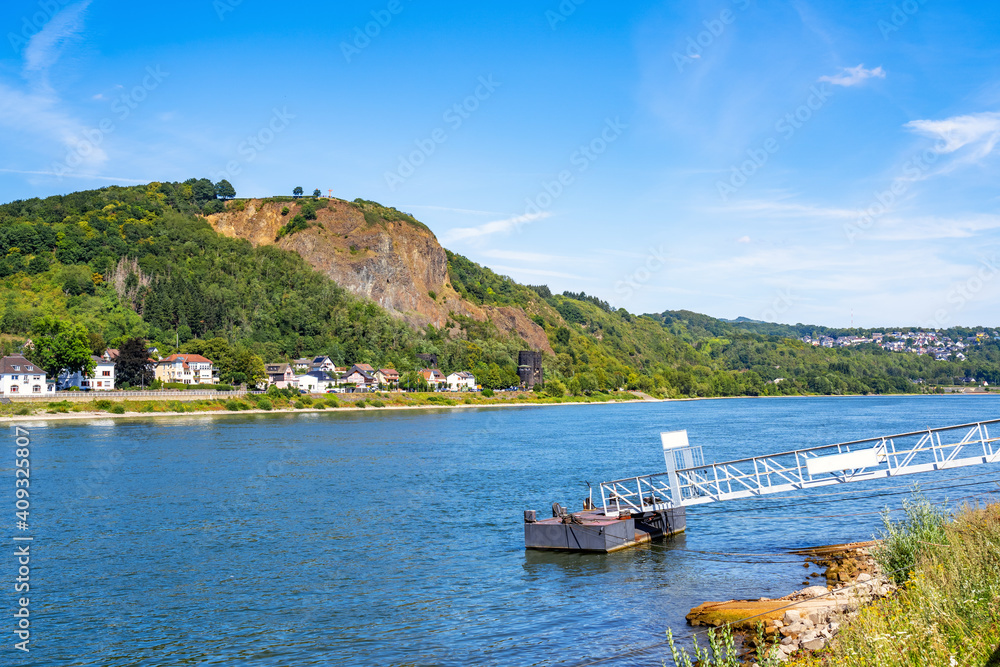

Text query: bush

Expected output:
[355,400,366,409]
[325,399,339,408]
[314,403,326,410]
[256,398,273,411]
[110,405,126,414]
[225,400,241,411]
[369,399,385,408]
[481,388,494,398]
[215,384,233,392]
[14,406,30,416]
[95,399,112,410]
[873,491,950,585]
[292,400,305,409]
[281,206,290,216]
[544,380,567,398]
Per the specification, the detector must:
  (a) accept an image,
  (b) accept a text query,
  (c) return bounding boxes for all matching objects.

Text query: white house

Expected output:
[154,354,218,385]
[446,371,477,391]
[0,355,55,396]
[296,371,337,393]
[59,356,116,391]
[419,368,447,389]
[265,363,296,389]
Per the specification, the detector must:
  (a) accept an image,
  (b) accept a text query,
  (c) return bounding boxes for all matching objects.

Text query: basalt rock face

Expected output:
[206,199,553,354]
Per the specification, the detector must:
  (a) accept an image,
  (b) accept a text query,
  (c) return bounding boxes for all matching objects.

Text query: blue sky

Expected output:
[2,0,1000,328]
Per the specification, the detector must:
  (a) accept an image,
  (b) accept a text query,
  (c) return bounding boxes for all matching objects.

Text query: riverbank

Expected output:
[672,500,1000,666]
[0,389,652,423]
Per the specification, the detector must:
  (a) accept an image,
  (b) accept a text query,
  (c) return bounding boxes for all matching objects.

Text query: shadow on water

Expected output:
[522,534,689,574]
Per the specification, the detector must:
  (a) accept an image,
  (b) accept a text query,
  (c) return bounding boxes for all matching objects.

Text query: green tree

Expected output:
[293,186,304,198]
[28,316,95,378]
[400,371,428,391]
[312,188,321,197]
[214,179,236,200]
[116,337,154,388]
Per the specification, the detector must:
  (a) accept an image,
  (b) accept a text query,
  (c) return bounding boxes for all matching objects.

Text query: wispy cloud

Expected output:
[819,64,886,87]
[23,0,92,82]
[402,204,505,216]
[0,1,106,172]
[905,111,1000,160]
[0,168,147,183]
[440,211,551,243]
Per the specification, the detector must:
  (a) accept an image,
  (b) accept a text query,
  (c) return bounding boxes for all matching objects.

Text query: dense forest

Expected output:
[0,180,995,395]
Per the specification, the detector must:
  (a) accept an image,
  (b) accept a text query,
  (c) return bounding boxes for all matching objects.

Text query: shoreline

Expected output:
[3,390,996,424]
[0,395,649,424]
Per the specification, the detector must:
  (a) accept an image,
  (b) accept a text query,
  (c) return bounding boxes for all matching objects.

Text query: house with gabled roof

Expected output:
[265,363,296,389]
[446,371,476,392]
[59,356,116,391]
[0,355,55,396]
[375,368,400,388]
[420,368,446,389]
[154,354,218,385]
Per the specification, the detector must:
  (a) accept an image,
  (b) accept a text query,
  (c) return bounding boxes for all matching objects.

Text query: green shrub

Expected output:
[110,405,126,414]
[292,400,304,409]
[225,400,241,411]
[281,206,290,216]
[874,491,950,585]
[14,406,30,416]
[325,399,339,408]
[355,400,366,409]
[369,399,384,408]
[215,384,233,392]
[95,399,112,410]
[314,403,326,410]
[481,388,494,398]
[544,380,567,398]
[256,398,273,411]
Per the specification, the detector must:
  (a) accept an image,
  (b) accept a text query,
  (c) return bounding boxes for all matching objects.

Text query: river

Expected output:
[10,396,1000,666]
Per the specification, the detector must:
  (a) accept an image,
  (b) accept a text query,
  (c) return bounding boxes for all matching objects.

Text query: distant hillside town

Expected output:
[800,330,997,362]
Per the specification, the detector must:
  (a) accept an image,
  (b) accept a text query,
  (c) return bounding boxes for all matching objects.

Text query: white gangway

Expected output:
[599,419,1000,516]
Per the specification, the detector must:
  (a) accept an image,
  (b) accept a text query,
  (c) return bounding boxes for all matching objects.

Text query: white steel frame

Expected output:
[599,419,1000,515]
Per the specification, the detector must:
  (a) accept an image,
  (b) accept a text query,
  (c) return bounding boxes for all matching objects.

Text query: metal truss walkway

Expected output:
[599,419,1000,516]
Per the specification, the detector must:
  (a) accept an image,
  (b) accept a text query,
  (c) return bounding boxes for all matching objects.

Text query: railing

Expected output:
[7,390,249,402]
[600,419,1000,514]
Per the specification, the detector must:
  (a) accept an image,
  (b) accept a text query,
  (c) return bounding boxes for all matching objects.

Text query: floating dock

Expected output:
[525,420,1000,553]
[523,507,686,553]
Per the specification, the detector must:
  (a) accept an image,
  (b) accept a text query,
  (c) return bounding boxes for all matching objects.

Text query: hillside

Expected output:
[205,197,553,354]
[0,179,995,397]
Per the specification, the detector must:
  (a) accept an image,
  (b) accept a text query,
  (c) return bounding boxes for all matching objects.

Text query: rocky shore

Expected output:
[685,542,897,663]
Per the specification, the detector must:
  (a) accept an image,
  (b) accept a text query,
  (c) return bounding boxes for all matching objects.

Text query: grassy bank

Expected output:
[793,500,1000,667]
[0,389,646,418]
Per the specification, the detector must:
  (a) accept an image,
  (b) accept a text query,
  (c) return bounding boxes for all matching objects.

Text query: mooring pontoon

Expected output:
[524,419,1000,553]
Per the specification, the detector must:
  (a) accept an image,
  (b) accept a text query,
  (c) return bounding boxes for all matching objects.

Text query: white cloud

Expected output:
[737,235,751,243]
[818,64,886,87]
[905,112,1000,159]
[487,265,590,281]
[440,211,551,243]
[23,1,92,80]
[479,249,571,263]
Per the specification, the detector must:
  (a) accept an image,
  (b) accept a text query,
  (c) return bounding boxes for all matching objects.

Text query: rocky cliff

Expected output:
[206,199,553,354]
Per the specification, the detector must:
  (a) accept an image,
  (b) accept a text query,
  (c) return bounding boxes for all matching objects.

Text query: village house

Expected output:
[59,356,117,391]
[154,354,218,385]
[310,356,336,374]
[341,366,375,392]
[0,354,55,396]
[420,368,447,390]
[265,363,296,389]
[297,370,338,393]
[292,357,313,372]
[446,371,477,392]
[375,368,400,389]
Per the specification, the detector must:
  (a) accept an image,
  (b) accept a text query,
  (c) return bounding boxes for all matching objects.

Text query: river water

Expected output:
[9,396,1000,666]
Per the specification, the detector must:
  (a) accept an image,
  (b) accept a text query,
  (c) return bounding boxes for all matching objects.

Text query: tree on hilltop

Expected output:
[214,179,236,200]
[312,188,321,198]
[293,186,304,198]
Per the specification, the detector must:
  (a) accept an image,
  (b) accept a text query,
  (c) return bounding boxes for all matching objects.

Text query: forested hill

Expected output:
[0,180,995,396]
